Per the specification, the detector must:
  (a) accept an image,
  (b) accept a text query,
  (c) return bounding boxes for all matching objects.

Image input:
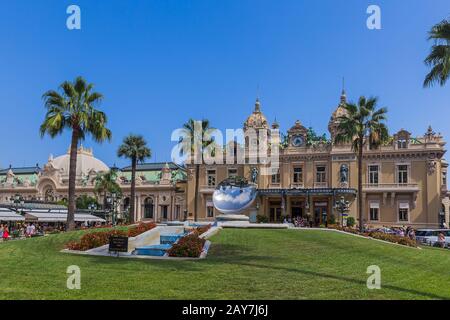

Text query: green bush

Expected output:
[346,217,355,227]
[256,215,269,223]
[328,214,336,225]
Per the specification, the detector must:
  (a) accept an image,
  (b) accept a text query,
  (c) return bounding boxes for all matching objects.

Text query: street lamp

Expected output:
[335,196,350,227]
[10,194,24,213]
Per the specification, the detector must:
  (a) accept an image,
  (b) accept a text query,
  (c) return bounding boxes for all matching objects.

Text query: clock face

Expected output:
[292,135,304,147]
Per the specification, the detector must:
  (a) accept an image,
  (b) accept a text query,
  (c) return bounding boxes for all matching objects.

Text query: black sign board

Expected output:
[109,235,128,253]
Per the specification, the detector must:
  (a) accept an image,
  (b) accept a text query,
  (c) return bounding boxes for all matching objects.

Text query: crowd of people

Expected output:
[0,222,47,241]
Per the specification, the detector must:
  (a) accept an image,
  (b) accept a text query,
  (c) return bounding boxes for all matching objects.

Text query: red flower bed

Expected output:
[328,225,418,247]
[127,222,157,237]
[192,224,212,236]
[65,222,157,251]
[168,234,206,258]
[65,229,126,251]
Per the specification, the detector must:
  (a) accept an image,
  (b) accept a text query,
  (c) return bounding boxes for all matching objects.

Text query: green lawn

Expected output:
[1,228,450,299]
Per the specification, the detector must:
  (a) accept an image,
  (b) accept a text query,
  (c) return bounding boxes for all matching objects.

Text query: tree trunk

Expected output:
[67,129,79,231]
[358,140,364,233]
[194,164,200,222]
[130,157,137,224]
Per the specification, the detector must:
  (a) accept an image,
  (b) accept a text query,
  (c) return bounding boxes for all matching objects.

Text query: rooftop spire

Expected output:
[254,98,261,113]
[340,77,347,105]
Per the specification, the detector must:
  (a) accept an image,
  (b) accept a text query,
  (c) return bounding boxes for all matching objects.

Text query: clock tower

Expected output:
[287,120,308,147]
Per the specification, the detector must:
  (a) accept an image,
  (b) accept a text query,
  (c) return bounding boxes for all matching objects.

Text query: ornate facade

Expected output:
[0,146,187,222]
[186,92,450,228]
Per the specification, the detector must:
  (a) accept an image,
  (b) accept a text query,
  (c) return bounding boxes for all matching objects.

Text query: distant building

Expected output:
[0,145,187,222]
[186,93,450,228]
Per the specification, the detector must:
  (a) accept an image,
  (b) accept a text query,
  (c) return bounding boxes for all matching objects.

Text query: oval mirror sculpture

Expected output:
[213,177,258,214]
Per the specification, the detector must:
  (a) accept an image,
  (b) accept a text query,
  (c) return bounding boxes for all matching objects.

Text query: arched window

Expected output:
[143,197,154,219]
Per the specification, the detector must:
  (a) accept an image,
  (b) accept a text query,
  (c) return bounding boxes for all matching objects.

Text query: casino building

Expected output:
[0,146,187,222]
[186,91,450,228]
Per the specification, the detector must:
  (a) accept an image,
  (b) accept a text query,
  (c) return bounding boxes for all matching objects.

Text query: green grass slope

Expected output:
[0,228,449,300]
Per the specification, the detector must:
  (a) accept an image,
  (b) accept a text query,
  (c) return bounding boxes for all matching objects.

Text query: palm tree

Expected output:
[40,76,111,230]
[117,135,151,224]
[334,96,389,232]
[179,119,214,222]
[94,169,122,222]
[424,18,450,87]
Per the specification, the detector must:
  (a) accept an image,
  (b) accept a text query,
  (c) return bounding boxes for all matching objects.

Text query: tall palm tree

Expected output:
[334,96,389,232]
[117,135,151,224]
[40,76,111,230]
[94,169,122,210]
[424,18,450,87]
[180,119,214,222]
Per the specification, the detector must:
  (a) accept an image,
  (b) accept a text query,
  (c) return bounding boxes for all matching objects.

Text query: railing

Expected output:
[314,182,328,188]
[363,183,419,191]
[200,184,216,192]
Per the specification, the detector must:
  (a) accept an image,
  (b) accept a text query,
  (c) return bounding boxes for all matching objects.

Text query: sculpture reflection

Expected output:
[213,177,257,214]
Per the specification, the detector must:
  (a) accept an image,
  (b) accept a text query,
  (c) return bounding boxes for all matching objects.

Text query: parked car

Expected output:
[415,229,450,245]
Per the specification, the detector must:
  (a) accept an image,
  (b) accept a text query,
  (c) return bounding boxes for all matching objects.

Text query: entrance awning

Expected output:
[24,212,106,223]
[257,188,357,196]
[0,208,25,222]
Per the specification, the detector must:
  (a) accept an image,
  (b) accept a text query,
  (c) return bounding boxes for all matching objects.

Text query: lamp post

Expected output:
[439,210,445,228]
[335,196,350,227]
[10,194,24,213]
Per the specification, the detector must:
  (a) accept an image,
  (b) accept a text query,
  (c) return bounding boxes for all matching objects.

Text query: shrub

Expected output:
[168,234,206,258]
[256,215,269,223]
[127,222,157,237]
[328,214,336,225]
[346,217,355,227]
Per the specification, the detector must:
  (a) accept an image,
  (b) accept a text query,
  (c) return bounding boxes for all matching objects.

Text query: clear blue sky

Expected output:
[0,0,449,168]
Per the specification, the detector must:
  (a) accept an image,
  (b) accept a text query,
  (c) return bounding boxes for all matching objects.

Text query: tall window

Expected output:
[293,167,303,184]
[207,169,216,187]
[369,202,380,221]
[398,203,409,222]
[397,165,408,184]
[315,166,326,183]
[397,139,408,149]
[271,169,281,184]
[144,197,154,219]
[207,206,214,218]
[443,171,448,186]
[175,205,180,220]
[368,165,379,185]
[228,168,238,178]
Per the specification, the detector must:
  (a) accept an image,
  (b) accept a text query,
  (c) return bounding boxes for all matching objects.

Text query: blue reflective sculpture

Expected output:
[213,177,258,214]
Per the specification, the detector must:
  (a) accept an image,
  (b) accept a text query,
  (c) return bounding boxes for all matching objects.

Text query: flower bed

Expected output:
[367,232,417,247]
[167,234,206,258]
[65,222,157,251]
[192,224,211,236]
[328,225,418,247]
[127,222,157,237]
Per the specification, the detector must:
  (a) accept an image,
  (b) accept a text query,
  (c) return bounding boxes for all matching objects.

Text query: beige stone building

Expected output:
[186,92,449,228]
[0,146,187,222]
